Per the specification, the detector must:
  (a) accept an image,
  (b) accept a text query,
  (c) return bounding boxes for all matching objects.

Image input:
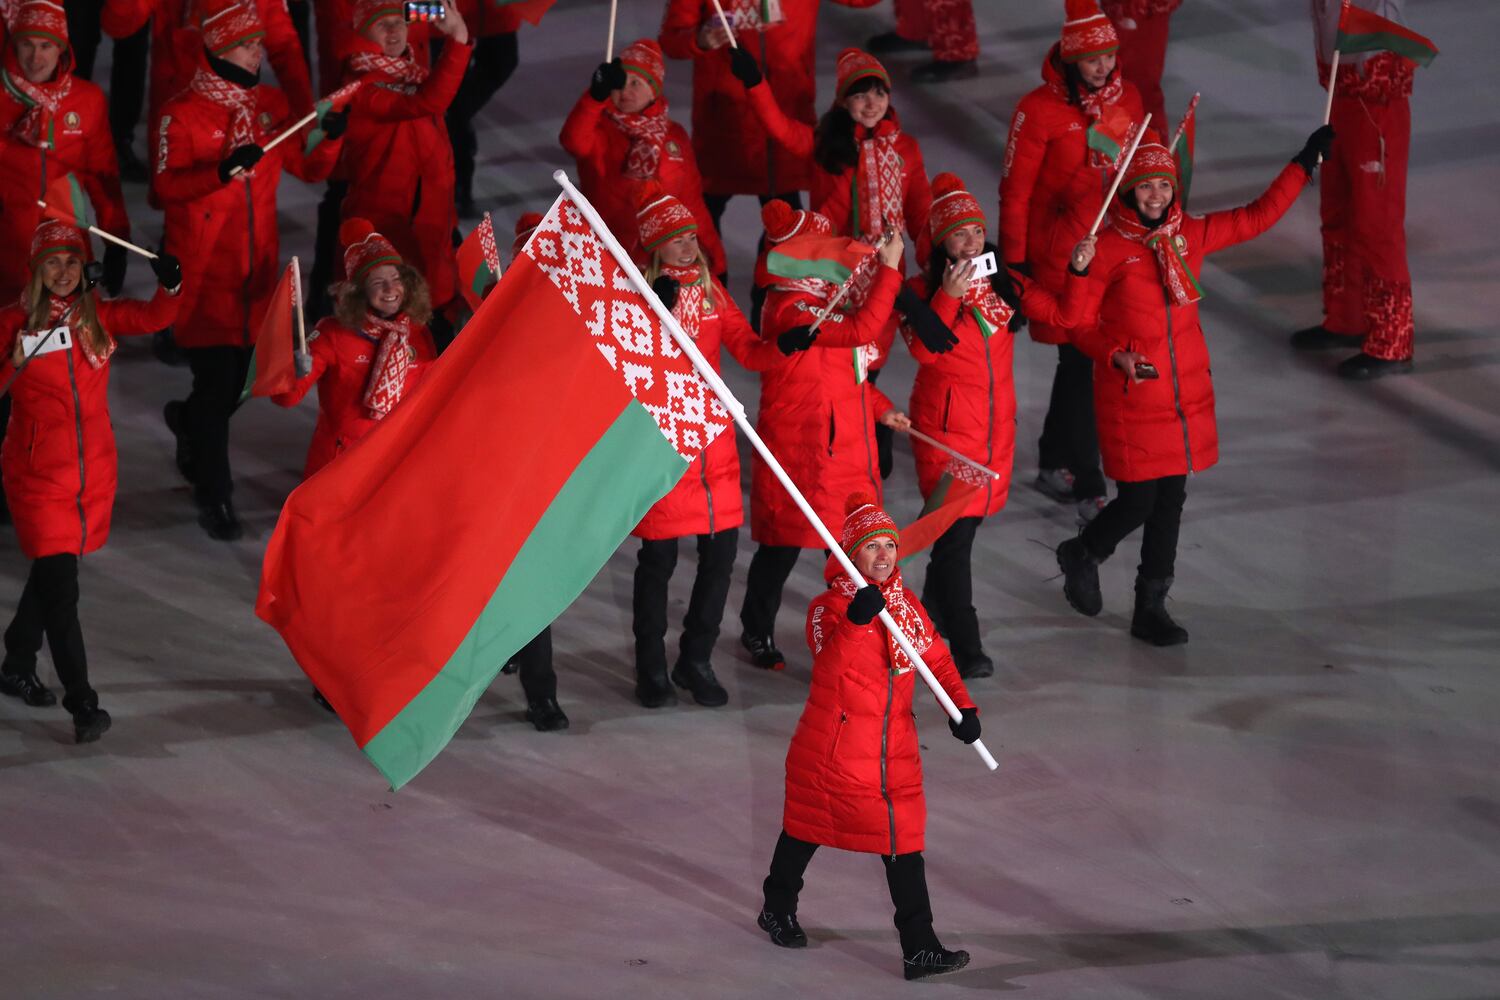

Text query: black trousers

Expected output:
[512,627,556,704]
[1037,344,1106,500]
[309,180,349,318]
[181,346,251,506]
[762,830,942,955]
[921,516,983,660]
[739,543,802,639]
[703,191,802,332]
[446,32,521,205]
[3,554,93,714]
[633,528,738,677]
[868,366,894,480]
[1080,474,1187,580]
[66,0,149,149]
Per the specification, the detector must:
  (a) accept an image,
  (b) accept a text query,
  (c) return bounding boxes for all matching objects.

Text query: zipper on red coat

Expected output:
[882,664,897,859]
[1162,288,1193,473]
[860,383,877,491]
[984,331,996,511]
[65,346,87,554]
[243,178,254,348]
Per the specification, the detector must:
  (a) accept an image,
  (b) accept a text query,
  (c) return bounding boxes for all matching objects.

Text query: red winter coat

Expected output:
[271,314,438,479]
[1071,163,1310,482]
[750,265,901,549]
[633,277,781,540]
[903,269,1087,518]
[0,60,129,303]
[0,287,180,558]
[338,38,472,310]
[559,92,728,277]
[784,569,973,855]
[999,47,1142,344]
[152,80,341,349]
[658,0,817,197]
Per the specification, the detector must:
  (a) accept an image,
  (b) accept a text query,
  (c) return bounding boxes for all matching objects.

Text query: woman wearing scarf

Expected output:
[999,0,1143,526]
[337,0,471,330]
[738,200,909,672]
[153,0,346,543]
[1055,127,1333,645]
[756,492,978,980]
[560,38,727,278]
[902,173,1095,679]
[630,186,782,710]
[0,220,181,743]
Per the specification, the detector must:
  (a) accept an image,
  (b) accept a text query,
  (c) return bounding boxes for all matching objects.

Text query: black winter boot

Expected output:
[163,400,195,483]
[757,910,807,948]
[740,632,785,671]
[903,946,970,980]
[1130,577,1189,646]
[72,706,111,744]
[1289,325,1362,351]
[0,668,57,707]
[1056,537,1103,617]
[671,660,728,708]
[635,664,677,709]
[524,698,570,732]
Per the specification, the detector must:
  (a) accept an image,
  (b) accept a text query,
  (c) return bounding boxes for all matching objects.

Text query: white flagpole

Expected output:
[291,256,307,354]
[707,0,739,48]
[605,0,618,60]
[551,170,998,772]
[903,427,1001,480]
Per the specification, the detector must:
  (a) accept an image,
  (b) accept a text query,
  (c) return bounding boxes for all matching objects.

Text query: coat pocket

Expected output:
[941,388,953,432]
[826,711,848,764]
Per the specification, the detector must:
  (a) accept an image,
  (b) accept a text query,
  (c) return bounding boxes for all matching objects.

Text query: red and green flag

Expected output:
[304,81,362,155]
[1086,104,1139,165]
[240,260,302,403]
[256,190,733,788]
[1336,0,1437,66]
[898,459,987,565]
[39,172,94,230]
[765,232,875,286]
[1169,92,1198,206]
[455,212,502,311]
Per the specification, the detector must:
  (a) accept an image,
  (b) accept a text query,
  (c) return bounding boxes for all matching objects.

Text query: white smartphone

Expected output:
[20,325,72,359]
[968,251,998,279]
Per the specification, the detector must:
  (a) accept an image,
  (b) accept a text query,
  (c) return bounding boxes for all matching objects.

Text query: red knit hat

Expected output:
[512,212,543,258]
[635,181,696,252]
[1060,0,1119,63]
[9,0,69,50]
[841,492,899,558]
[340,218,402,282]
[928,173,986,246]
[200,0,265,56]
[29,218,88,269]
[351,0,402,31]
[760,199,832,246]
[834,47,890,100]
[1120,131,1178,193]
[619,38,665,96]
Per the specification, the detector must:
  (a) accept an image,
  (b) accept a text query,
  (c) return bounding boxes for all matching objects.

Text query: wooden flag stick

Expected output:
[902,427,1001,480]
[292,256,307,354]
[808,232,893,335]
[263,108,319,155]
[707,0,739,48]
[35,202,158,259]
[605,0,617,59]
[1323,49,1340,125]
[1088,112,1152,238]
[1169,92,1200,155]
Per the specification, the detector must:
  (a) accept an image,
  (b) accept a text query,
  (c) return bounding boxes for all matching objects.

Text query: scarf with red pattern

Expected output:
[1108,198,1202,307]
[850,119,905,242]
[189,66,259,154]
[829,566,931,676]
[361,311,416,418]
[722,0,783,31]
[660,263,710,341]
[962,274,1013,338]
[348,48,429,94]
[1045,55,1127,169]
[31,292,113,369]
[2,59,72,150]
[604,98,670,180]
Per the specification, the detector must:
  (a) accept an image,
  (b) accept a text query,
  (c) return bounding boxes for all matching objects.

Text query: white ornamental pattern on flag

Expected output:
[524,196,733,460]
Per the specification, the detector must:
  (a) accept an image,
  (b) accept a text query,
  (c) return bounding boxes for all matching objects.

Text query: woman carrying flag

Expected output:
[0,220,181,743]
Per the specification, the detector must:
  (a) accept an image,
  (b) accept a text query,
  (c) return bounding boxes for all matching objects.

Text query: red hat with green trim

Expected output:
[835,47,890,100]
[9,0,69,50]
[200,0,265,56]
[928,173,986,246]
[29,218,88,269]
[351,0,403,31]
[340,218,403,282]
[1119,131,1178,193]
[1060,0,1119,63]
[635,181,696,252]
[512,211,543,257]
[760,199,832,246]
[619,38,665,96]
[841,491,899,558]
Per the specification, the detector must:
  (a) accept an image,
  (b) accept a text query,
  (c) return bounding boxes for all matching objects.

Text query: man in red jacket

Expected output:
[153,0,345,541]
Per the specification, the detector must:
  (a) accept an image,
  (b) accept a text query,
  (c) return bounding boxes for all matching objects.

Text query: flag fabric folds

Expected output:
[455,212,503,311]
[39,173,94,230]
[764,233,875,286]
[1335,0,1438,67]
[240,261,301,403]
[1085,104,1139,165]
[256,190,733,789]
[897,459,988,565]
[1171,93,1198,205]
[304,81,362,155]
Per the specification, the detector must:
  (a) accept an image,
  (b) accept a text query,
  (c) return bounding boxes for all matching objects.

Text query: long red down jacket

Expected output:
[903,269,1088,518]
[634,276,781,540]
[152,79,342,349]
[658,0,817,197]
[1000,46,1142,344]
[784,567,973,855]
[1071,163,1310,483]
[270,314,439,480]
[750,264,901,549]
[559,91,727,277]
[1,287,180,558]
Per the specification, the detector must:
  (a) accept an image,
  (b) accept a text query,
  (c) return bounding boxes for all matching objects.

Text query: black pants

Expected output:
[1037,344,1105,500]
[513,627,556,704]
[739,543,802,639]
[633,528,738,677]
[704,191,802,331]
[3,555,93,714]
[181,346,251,506]
[921,516,983,660]
[67,1,149,149]
[309,180,349,319]
[868,366,894,480]
[446,32,521,206]
[1080,474,1187,580]
[762,830,941,955]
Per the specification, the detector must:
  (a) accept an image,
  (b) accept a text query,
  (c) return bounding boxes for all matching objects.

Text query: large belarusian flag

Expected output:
[1336,0,1437,66]
[256,188,732,788]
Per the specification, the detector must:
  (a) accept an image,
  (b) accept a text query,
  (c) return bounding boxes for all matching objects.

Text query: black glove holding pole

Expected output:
[651,275,679,312]
[846,585,886,626]
[320,108,349,141]
[776,323,816,356]
[590,59,626,101]
[895,286,959,354]
[729,47,762,88]
[948,707,981,744]
[1293,125,1336,176]
[101,243,127,296]
[149,252,182,291]
[218,143,264,182]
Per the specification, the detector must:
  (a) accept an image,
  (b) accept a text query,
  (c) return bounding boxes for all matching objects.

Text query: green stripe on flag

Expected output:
[1086,124,1122,162]
[238,343,259,404]
[1336,29,1438,66]
[765,250,854,286]
[362,400,688,788]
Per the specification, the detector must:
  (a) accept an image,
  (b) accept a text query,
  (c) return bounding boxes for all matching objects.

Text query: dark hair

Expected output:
[813,76,891,176]
[924,239,1026,333]
[1118,188,1174,230]
[1061,58,1087,109]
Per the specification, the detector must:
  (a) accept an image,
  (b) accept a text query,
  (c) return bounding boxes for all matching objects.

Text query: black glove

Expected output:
[1293,124,1335,175]
[150,251,182,290]
[729,47,762,88]
[846,584,885,626]
[319,108,348,141]
[102,243,127,296]
[651,275,679,311]
[896,287,958,354]
[948,707,981,744]
[589,59,626,101]
[776,323,816,355]
[218,143,264,181]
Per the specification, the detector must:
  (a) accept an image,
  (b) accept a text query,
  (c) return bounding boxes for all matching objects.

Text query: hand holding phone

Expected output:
[969,251,998,279]
[403,1,444,22]
[1134,361,1159,380]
